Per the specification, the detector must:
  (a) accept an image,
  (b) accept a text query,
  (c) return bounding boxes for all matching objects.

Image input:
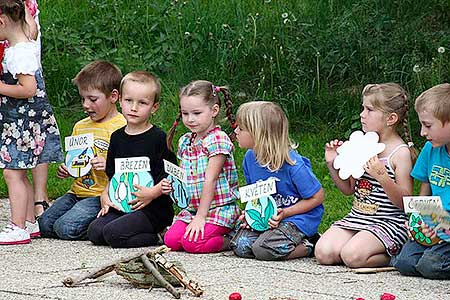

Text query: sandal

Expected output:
[34,200,50,218]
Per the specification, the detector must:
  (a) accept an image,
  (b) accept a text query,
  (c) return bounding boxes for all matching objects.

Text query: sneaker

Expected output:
[25,221,41,238]
[0,223,31,245]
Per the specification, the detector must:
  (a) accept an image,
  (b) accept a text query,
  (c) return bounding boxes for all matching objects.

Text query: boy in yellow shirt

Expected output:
[38,61,126,240]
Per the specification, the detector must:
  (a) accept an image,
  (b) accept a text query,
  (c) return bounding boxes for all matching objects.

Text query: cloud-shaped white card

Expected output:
[333,131,385,180]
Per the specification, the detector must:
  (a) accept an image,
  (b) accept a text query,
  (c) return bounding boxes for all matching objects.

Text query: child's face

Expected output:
[79,88,118,123]
[417,109,450,148]
[234,125,254,149]
[180,95,219,138]
[360,97,385,133]
[120,81,158,128]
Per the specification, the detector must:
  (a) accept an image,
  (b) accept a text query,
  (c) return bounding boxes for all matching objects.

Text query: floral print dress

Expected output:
[0,41,62,169]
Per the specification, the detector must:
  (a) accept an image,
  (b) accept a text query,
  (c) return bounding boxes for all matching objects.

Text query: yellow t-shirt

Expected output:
[68,113,127,197]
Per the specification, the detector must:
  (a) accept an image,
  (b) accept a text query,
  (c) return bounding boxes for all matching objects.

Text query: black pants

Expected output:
[87,209,159,248]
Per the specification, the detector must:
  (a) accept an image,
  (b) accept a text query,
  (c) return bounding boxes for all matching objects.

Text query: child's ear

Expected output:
[151,102,160,114]
[386,112,399,126]
[212,103,220,117]
[109,89,119,103]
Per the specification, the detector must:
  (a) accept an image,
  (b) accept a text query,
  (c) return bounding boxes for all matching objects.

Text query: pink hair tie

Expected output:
[214,86,221,92]
[232,122,237,129]
[173,120,178,127]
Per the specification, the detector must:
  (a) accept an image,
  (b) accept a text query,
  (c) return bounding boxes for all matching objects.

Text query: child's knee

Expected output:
[87,222,105,245]
[340,247,367,268]
[314,242,339,265]
[164,231,182,251]
[416,252,449,279]
[251,243,281,260]
[231,238,255,258]
[53,219,85,240]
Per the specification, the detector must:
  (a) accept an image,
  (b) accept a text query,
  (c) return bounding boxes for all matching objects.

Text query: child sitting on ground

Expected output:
[230,101,324,260]
[163,80,240,253]
[392,83,450,279]
[315,83,416,268]
[87,71,176,248]
[38,60,126,240]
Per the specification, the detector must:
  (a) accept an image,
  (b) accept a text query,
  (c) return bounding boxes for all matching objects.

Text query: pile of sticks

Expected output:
[62,246,203,299]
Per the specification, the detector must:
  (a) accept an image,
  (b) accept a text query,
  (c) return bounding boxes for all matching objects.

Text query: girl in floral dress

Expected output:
[163,80,240,253]
[0,0,62,245]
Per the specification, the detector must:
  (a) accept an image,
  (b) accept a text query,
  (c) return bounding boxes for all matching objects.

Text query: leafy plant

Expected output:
[246,197,276,231]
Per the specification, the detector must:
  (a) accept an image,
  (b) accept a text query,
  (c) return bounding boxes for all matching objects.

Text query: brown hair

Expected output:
[166,80,235,152]
[236,101,297,171]
[72,60,122,96]
[0,0,29,35]
[120,71,161,103]
[415,83,450,125]
[362,83,418,161]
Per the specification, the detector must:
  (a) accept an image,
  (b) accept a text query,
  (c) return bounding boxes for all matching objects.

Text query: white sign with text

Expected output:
[164,159,187,183]
[115,157,151,173]
[65,133,94,151]
[239,178,277,203]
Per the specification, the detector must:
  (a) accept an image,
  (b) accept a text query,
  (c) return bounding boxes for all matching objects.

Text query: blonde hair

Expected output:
[415,83,450,124]
[166,80,235,152]
[362,83,417,161]
[236,101,297,171]
[120,71,161,103]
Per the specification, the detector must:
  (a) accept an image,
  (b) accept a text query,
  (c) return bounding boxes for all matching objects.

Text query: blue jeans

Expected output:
[392,240,450,279]
[38,193,101,240]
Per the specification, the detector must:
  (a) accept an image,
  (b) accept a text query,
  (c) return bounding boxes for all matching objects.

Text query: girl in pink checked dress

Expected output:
[163,80,240,253]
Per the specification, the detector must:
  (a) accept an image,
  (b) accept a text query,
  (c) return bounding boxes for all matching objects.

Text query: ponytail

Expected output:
[215,85,236,142]
[166,111,181,152]
[402,94,418,164]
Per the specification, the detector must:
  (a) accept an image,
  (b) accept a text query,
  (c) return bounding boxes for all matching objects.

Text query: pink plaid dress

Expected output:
[175,126,240,228]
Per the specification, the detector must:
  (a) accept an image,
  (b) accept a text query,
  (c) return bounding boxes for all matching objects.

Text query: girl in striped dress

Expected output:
[315,83,417,268]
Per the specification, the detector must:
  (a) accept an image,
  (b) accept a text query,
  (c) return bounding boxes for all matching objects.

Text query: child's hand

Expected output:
[404,221,413,240]
[56,163,69,178]
[184,215,206,242]
[363,156,387,180]
[238,211,250,229]
[161,178,173,195]
[420,222,438,240]
[98,191,119,217]
[90,156,106,171]
[325,139,343,164]
[129,184,155,210]
[268,208,284,229]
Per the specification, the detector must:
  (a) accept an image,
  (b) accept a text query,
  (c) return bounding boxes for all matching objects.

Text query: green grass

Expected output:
[1,0,449,231]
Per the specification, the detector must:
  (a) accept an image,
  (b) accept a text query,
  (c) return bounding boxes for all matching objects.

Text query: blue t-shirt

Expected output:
[411,141,450,210]
[242,149,323,236]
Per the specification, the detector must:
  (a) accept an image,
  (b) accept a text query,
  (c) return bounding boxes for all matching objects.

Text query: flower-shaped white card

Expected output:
[333,131,385,180]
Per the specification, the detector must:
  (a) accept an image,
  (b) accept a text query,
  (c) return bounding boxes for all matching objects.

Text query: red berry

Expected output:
[229,292,242,300]
[380,292,396,300]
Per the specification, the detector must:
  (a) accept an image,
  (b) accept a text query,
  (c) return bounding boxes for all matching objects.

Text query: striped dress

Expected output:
[333,144,409,256]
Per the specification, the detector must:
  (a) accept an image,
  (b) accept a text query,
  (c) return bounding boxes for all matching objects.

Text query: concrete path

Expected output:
[0,200,448,300]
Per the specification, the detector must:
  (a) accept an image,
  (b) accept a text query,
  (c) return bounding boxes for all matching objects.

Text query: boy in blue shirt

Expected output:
[392,83,450,279]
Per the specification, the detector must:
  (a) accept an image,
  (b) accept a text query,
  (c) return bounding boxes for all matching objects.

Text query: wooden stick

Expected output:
[63,246,169,287]
[351,266,397,274]
[154,253,204,297]
[141,255,180,299]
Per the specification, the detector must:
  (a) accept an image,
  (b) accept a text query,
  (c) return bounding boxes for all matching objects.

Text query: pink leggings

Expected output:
[164,220,231,253]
